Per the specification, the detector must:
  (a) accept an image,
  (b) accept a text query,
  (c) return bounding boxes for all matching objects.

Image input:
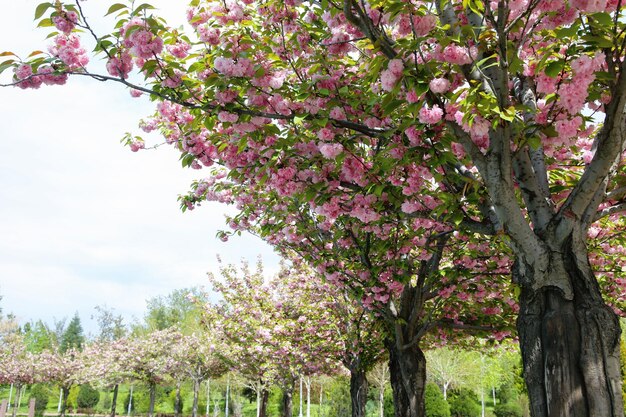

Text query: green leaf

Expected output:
[527,136,541,150]
[133,3,156,16]
[382,98,404,115]
[34,2,53,20]
[590,12,612,27]
[544,61,564,77]
[0,60,16,74]
[555,25,579,38]
[105,3,128,16]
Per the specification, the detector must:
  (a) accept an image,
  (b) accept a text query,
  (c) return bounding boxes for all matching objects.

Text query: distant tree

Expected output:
[92,305,127,342]
[90,306,127,417]
[60,314,84,353]
[139,288,208,334]
[22,320,55,353]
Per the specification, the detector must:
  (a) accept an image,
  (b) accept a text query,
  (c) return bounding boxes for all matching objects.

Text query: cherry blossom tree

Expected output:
[170,332,228,417]
[0,334,37,417]
[121,328,184,417]
[5,1,626,416]
[36,348,87,417]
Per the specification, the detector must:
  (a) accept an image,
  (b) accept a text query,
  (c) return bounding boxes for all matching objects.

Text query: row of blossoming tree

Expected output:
[0,260,389,417]
[3,0,626,416]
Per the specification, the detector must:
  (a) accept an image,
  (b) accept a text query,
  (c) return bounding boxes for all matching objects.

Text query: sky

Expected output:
[0,1,281,336]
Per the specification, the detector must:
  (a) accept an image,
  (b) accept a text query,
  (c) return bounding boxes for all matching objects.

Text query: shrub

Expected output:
[448,388,481,417]
[29,384,50,417]
[77,384,100,410]
[493,402,523,417]
[424,383,450,417]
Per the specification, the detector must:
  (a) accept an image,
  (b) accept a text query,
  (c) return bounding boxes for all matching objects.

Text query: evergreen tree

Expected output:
[60,313,85,353]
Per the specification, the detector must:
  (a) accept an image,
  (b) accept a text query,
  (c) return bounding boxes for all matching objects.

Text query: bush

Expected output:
[77,384,100,409]
[448,389,481,417]
[493,402,523,417]
[424,383,450,417]
[28,384,50,417]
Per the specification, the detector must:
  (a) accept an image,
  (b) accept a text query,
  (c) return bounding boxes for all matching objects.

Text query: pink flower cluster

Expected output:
[214,57,254,78]
[122,18,164,60]
[418,104,444,125]
[14,64,68,89]
[167,41,191,59]
[380,59,404,92]
[48,34,89,69]
[319,143,344,159]
[106,52,133,79]
[429,78,450,94]
[52,10,78,34]
[436,44,475,65]
[557,53,605,115]
[395,14,437,37]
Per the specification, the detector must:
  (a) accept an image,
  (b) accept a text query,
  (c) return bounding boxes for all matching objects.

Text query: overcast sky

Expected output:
[0,1,280,336]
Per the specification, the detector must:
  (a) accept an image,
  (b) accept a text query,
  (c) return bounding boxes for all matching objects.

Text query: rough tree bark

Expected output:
[516,233,623,417]
[148,382,157,417]
[387,339,427,417]
[192,379,200,417]
[110,384,119,417]
[281,383,294,417]
[348,364,369,417]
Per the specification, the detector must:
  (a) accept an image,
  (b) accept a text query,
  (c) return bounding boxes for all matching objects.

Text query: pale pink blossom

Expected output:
[429,78,451,94]
[418,104,444,124]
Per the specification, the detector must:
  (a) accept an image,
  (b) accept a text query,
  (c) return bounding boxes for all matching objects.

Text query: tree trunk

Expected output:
[174,382,182,417]
[192,379,200,417]
[60,386,70,417]
[148,383,157,417]
[516,236,623,417]
[282,383,294,417]
[11,384,21,417]
[258,387,269,417]
[387,340,426,417]
[110,384,119,417]
[349,367,369,417]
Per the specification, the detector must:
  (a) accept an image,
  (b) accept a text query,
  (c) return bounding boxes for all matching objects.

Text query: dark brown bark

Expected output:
[516,237,623,417]
[281,383,294,417]
[349,366,369,417]
[258,387,269,417]
[148,383,157,417]
[192,379,200,417]
[387,340,426,417]
[110,384,119,417]
[174,382,182,417]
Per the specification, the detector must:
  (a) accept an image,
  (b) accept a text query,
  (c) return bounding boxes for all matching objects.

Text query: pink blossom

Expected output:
[555,116,582,139]
[53,10,78,34]
[438,44,474,65]
[418,104,444,124]
[329,106,347,120]
[570,0,608,12]
[429,78,451,94]
[167,41,191,59]
[406,90,421,103]
[317,127,335,141]
[218,111,239,123]
[401,201,421,214]
[319,143,344,159]
[106,52,134,79]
